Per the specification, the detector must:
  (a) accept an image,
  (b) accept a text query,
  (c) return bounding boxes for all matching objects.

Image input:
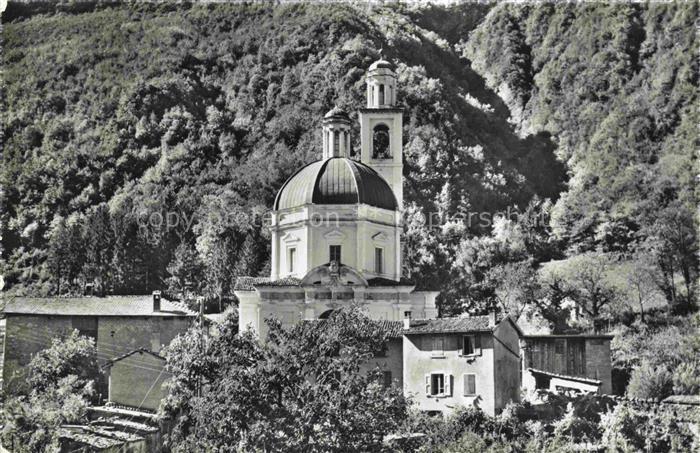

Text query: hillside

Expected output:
[1,2,696,316]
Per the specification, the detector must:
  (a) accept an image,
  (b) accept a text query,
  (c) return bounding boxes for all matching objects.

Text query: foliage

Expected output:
[462,2,698,305]
[626,359,674,400]
[162,307,409,452]
[0,330,100,452]
[599,401,697,452]
[3,2,565,314]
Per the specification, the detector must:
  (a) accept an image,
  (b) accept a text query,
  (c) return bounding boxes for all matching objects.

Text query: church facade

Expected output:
[235,59,438,339]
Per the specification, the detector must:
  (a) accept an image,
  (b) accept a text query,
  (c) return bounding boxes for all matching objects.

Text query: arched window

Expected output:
[372,124,390,159]
[378,84,385,105]
[319,309,335,319]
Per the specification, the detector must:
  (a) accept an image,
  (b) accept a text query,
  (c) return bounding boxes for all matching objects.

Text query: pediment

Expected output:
[281,232,301,243]
[324,230,346,240]
[300,263,368,288]
[372,232,389,243]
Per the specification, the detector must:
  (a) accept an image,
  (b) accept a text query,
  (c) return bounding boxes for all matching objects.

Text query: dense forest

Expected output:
[1,2,697,324]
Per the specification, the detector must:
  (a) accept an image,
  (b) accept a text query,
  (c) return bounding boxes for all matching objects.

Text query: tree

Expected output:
[1,330,101,452]
[197,233,235,312]
[486,260,540,321]
[166,240,203,299]
[544,253,620,329]
[623,253,659,323]
[82,204,115,295]
[162,307,410,452]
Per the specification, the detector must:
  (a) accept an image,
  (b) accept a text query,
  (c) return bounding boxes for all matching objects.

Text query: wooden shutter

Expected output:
[445,374,452,396]
[475,334,482,355]
[425,374,431,395]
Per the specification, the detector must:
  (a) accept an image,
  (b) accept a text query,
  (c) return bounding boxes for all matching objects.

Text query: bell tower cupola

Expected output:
[359,59,404,208]
[366,59,397,107]
[322,107,351,158]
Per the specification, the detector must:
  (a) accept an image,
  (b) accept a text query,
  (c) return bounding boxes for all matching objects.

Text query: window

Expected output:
[374,247,383,274]
[379,84,385,105]
[426,373,452,397]
[372,124,390,159]
[462,335,481,356]
[383,371,392,388]
[72,317,97,341]
[431,336,444,357]
[334,130,340,152]
[464,374,476,396]
[288,247,296,273]
[329,245,341,263]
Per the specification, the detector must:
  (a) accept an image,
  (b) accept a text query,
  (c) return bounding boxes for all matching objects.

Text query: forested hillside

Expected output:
[1,2,696,321]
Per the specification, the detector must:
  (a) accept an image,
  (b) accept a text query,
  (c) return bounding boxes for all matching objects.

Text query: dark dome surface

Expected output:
[274,158,397,211]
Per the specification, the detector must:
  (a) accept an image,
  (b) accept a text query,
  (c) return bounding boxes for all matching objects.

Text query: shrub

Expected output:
[626,360,674,400]
[600,402,695,452]
[672,361,700,395]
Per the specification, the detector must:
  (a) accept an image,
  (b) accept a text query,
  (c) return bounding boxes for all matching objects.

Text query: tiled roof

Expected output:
[405,316,492,334]
[234,276,301,291]
[3,296,196,317]
[367,277,415,287]
[301,319,404,338]
[662,395,700,405]
[523,334,614,340]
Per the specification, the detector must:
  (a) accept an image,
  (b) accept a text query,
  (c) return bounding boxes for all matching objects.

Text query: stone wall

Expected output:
[107,351,169,411]
[3,314,73,391]
[2,314,192,394]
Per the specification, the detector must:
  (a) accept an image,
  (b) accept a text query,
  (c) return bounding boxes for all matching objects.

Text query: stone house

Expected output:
[520,334,614,395]
[402,314,522,416]
[2,292,195,392]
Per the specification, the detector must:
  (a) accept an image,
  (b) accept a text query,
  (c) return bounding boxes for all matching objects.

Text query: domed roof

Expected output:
[369,59,395,71]
[274,157,398,211]
[324,106,349,119]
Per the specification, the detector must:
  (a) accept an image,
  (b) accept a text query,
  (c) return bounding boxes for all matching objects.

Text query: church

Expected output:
[233,60,613,416]
[235,58,438,338]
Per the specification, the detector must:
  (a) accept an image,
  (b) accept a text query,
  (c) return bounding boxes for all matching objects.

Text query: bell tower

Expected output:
[359,59,404,208]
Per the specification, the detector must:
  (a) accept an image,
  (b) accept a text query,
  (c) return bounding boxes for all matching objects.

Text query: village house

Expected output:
[2,292,195,392]
[402,313,522,416]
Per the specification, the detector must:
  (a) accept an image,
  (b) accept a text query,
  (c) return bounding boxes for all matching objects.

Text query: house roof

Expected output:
[405,316,492,334]
[3,296,196,317]
[304,318,404,338]
[273,157,398,211]
[102,348,165,369]
[367,277,415,287]
[234,276,302,291]
[523,334,614,340]
[527,368,602,386]
[662,395,700,405]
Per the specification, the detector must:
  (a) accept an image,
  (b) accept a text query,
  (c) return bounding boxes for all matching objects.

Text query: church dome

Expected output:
[369,59,394,71]
[274,157,398,211]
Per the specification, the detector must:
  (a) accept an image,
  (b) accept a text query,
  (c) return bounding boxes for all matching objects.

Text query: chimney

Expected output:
[403,311,412,330]
[152,290,162,312]
[488,311,497,328]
